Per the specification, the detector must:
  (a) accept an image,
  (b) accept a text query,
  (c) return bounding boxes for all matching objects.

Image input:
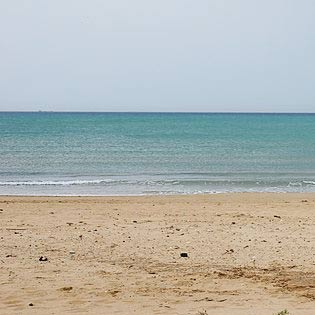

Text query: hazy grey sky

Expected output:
[1,0,315,112]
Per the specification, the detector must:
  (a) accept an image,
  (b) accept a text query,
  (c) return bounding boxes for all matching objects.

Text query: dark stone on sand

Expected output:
[39,256,48,262]
[29,303,34,306]
[274,215,281,219]
[180,252,188,258]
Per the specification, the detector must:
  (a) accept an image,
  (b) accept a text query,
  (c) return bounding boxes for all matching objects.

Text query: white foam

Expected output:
[0,179,114,186]
[303,180,315,185]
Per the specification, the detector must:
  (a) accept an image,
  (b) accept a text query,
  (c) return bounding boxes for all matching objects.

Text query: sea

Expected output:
[1,112,315,196]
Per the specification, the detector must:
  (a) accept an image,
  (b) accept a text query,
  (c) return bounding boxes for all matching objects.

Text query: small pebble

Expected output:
[39,256,48,262]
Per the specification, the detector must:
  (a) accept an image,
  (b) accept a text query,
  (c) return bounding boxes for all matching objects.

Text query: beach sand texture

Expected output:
[0,193,315,314]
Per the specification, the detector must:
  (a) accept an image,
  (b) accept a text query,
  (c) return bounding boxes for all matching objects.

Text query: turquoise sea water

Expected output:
[1,112,315,195]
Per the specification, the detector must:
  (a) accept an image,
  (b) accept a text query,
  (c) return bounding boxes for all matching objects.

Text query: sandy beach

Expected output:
[0,193,314,314]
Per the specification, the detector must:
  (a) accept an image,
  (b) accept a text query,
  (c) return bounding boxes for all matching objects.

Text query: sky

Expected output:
[1,0,315,112]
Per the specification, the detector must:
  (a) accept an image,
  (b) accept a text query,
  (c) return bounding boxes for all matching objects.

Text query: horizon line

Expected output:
[1,111,315,114]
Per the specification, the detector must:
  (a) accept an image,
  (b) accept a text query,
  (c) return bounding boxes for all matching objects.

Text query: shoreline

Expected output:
[2,191,315,197]
[1,193,314,314]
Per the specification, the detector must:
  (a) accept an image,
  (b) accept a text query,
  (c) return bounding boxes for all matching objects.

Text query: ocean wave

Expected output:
[302,180,315,185]
[1,178,315,190]
[288,180,315,187]
[0,179,115,186]
[0,179,180,187]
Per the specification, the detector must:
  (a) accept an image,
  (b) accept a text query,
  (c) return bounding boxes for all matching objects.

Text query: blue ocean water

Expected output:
[1,112,315,195]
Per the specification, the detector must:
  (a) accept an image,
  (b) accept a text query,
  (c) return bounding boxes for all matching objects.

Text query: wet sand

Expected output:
[0,193,315,314]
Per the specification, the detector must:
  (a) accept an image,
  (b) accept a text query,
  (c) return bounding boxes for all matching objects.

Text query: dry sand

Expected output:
[0,193,315,314]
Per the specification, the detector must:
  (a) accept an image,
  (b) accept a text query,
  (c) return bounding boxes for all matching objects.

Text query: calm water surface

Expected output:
[0,112,315,195]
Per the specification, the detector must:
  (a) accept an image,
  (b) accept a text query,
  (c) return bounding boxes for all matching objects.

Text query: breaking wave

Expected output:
[0,179,114,186]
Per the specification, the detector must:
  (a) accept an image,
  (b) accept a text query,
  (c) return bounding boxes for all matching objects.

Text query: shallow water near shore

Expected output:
[1,112,315,195]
